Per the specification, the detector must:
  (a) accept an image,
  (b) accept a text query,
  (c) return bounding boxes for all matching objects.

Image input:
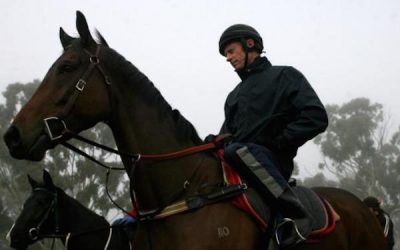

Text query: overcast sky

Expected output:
[1,0,399,178]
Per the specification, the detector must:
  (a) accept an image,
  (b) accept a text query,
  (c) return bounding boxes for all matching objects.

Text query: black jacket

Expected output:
[221,56,328,177]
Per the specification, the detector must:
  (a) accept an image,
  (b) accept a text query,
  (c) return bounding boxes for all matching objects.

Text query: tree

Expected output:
[300,173,339,188]
[314,97,400,249]
[0,81,131,248]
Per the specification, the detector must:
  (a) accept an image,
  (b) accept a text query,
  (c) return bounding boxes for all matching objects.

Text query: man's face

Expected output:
[223,41,246,71]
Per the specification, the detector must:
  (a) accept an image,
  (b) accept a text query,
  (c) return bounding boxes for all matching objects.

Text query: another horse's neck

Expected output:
[102,49,222,209]
[58,192,110,249]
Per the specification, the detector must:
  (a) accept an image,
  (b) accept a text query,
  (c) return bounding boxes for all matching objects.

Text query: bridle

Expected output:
[24,187,128,250]
[27,188,61,241]
[44,45,111,141]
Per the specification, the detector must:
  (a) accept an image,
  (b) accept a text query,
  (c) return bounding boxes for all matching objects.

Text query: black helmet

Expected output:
[219,24,263,55]
[363,196,381,209]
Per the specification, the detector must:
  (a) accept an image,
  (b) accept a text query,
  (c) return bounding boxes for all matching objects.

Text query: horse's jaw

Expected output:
[26,134,55,161]
[9,235,30,250]
[10,243,28,250]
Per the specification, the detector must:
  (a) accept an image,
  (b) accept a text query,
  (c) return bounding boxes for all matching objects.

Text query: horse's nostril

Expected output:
[3,125,22,149]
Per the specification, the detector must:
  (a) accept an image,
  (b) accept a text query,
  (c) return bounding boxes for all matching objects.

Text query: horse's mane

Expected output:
[101,45,203,144]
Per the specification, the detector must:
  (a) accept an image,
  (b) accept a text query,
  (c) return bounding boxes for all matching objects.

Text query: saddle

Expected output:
[218,149,340,242]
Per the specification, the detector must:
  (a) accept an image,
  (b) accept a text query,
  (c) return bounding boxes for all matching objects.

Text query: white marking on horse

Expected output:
[217,226,230,238]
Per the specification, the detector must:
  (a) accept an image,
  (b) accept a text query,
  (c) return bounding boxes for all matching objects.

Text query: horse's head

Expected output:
[9,170,60,250]
[3,11,111,161]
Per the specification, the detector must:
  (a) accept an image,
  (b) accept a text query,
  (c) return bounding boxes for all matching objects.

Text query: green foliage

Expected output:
[313,97,400,249]
[314,97,400,245]
[0,81,131,248]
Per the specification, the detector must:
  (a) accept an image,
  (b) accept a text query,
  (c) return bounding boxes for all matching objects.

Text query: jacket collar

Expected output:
[236,56,272,80]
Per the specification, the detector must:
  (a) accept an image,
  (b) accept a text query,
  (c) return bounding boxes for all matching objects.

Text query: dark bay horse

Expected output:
[3,11,386,250]
[8,170,131,250]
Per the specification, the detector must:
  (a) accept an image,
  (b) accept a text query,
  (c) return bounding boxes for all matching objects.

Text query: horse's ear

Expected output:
[27,174,38,189]
[42,170,55,188]
[76,10,96,47]
[59,27,74,49]
[95,29,109,47]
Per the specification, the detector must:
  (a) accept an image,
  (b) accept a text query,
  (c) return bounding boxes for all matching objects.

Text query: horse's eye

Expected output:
[58,64,75,73]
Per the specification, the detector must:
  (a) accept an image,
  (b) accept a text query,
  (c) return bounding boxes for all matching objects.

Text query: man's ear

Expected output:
[246,38,255,49]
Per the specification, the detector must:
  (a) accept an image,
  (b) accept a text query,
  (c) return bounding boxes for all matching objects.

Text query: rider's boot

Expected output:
[274,186,313,248]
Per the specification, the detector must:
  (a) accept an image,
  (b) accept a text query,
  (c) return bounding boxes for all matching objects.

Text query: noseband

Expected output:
[44,45,111,141]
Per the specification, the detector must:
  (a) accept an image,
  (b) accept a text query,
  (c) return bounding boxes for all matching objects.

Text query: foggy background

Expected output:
[1,1,399,249]
[1,0,399,178]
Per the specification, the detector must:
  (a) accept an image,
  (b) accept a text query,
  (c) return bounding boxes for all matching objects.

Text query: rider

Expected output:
[217,24,328,248]
[363,196,395,250]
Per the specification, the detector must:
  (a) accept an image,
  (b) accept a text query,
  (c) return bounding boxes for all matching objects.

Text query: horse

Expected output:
[8,169,132,250]
[3,11,386,250]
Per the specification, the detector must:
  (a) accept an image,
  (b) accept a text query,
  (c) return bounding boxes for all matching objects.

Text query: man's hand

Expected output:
[112,216,136,226]
[204,134,217,143]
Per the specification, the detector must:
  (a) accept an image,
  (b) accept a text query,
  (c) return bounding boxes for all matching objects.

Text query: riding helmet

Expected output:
[219,24,263,55]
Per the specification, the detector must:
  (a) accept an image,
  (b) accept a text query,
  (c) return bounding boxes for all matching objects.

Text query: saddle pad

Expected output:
[218,149,339,239]
[218,149,269,230]
[293,186,328,231]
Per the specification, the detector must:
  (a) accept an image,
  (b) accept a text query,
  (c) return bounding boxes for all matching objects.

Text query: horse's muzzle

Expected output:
[3,125,25,159]
[3,124,51,161]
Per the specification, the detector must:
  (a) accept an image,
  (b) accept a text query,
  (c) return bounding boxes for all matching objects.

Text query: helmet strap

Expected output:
[240,38,249,70]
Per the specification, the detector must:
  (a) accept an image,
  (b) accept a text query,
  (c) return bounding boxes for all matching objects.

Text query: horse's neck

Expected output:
[103,49,197,154]
[106,63,222,209]
[59,194,109,248]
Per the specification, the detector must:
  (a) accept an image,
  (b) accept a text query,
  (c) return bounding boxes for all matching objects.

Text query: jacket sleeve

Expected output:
[278,67,328,149]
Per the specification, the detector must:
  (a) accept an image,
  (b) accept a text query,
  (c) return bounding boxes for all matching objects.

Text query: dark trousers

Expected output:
[224,142,288,201]
[225,143,313,247]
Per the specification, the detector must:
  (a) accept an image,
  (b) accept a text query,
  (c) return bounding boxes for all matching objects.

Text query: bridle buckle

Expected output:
[44,117,67,141]
[75,79,87,92]
[29,228,39,241]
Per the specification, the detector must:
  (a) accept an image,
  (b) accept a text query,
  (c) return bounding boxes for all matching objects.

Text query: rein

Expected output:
[61,127,225,163]
[42,44,228,164]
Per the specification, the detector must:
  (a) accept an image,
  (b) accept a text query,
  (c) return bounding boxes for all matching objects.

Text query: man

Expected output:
[363,196,395,250]
[218,24,328,248]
